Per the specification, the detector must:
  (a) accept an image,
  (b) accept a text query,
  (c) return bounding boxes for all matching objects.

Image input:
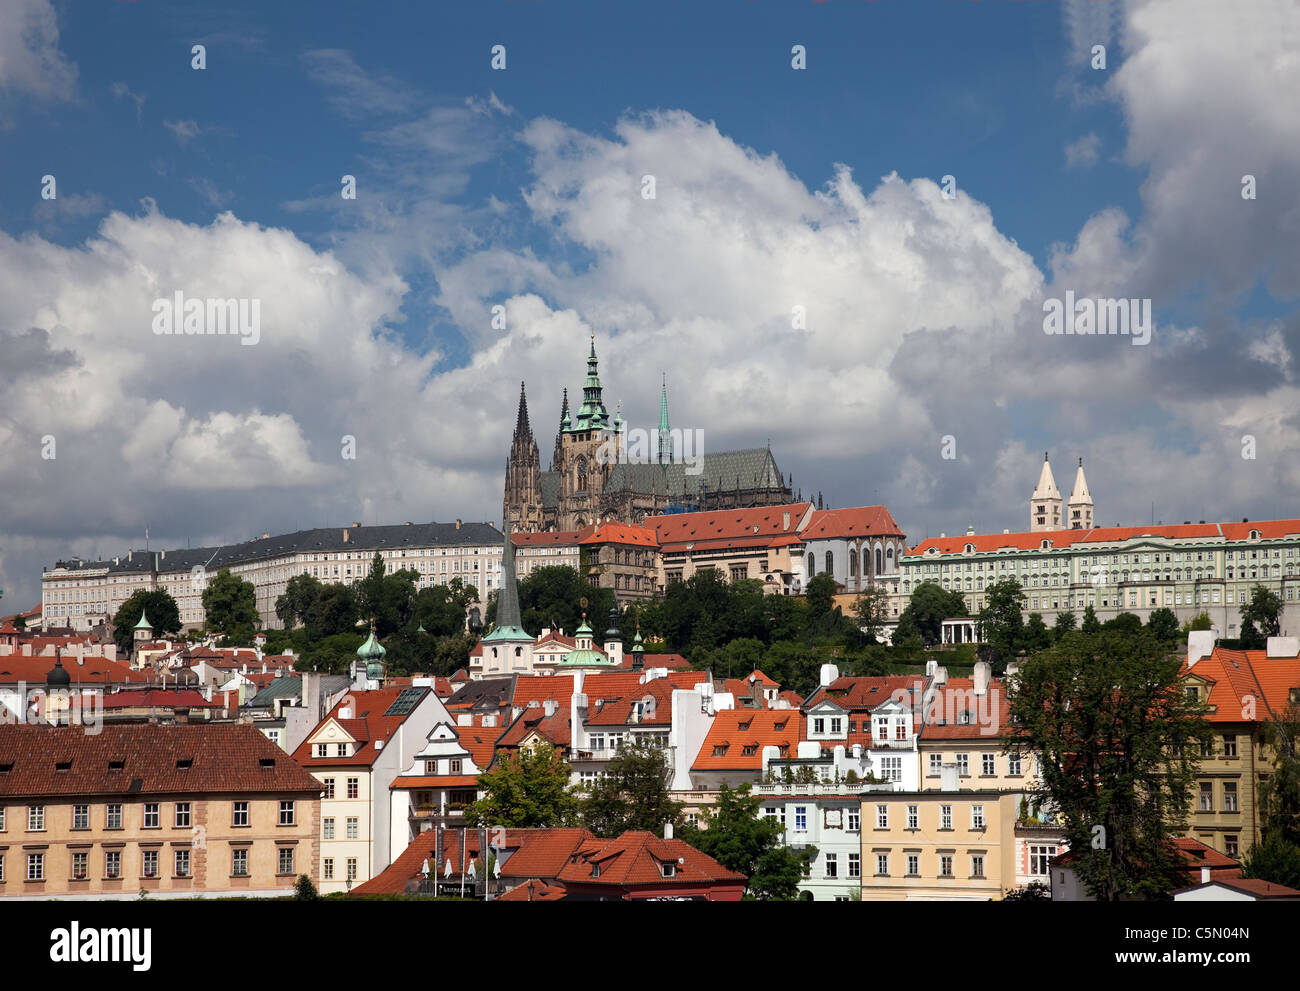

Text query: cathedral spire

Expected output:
[658,373,671,464]
[1068,457,1094,529]
[514,381,531,438]
[574,333,609,430]
[1030,452,1063,532]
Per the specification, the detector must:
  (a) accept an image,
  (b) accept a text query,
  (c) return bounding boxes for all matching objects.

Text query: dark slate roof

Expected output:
[540,472,561,510]
[47,522,506,576]
[605,448,785,497]
[0,724,324,797]
[445,677,515,710]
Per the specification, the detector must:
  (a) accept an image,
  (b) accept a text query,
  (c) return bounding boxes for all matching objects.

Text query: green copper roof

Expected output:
[416,623,426,634]
[658,374,670,463]
[571,334,609,430]
[482,522,533,644]
[357,626,386,659]
[556,648,614,668]
[134,611,152,630]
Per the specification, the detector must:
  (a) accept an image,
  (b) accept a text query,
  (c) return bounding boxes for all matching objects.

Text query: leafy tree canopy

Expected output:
[682,783,814,900]
[111,589,182,655]
[467,744,580,829]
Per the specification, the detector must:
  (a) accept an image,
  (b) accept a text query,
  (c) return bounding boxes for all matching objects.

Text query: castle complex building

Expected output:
[503,336,793,533]
[897,455,1300,638]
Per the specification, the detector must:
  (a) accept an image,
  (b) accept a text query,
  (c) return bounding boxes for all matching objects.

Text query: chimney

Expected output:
[1266,637,1299,658]
[343,530,350,543]
[933,665,948,686]
[973,661,990,697]
[819,663,839,688]
[663,822,673,840]
[1187,630,1217,667]
[543,699,558,717]
[783,511,790,531]
[456,519,462,530]
[1201,866,1211,885]
[374,739,384,752]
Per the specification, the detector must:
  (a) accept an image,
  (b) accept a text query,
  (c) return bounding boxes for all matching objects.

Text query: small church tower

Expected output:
[1068,457,1094,530]
[1030,453,1063,532]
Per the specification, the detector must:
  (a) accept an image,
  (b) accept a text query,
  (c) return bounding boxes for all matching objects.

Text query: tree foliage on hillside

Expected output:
[111,589,181,655]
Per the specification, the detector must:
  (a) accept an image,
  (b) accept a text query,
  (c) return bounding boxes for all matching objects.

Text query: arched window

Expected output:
[863,550,870,575]
[808,553,816,576]
[875,547,883,574]
[849,552,857,577]
[576,456,588,492]
[825,551,834,575]
[514,646,523,657]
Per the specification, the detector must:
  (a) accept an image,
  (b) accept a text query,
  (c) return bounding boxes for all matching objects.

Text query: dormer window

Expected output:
[660,862,676,878]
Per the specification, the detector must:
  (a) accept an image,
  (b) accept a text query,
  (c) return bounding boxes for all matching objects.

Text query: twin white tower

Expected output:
[1030,453,1093,532]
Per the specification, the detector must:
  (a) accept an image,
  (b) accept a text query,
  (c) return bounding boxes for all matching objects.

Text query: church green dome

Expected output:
[357,621,386,681]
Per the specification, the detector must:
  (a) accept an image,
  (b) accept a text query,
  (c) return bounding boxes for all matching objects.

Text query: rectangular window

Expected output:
[175,803,191,828]
[1224,782,1238,812]
[0,806,5,831]
[323,858,334,880]
[279,801,295,826]
[794,807,807,832]
[1029,845,1057,875]
[232,849,249,877]
[142,850,158,878]
[27,853,44,881]
[876,804,888,829]
[323,778,335,799]
[449,759,463,776]
[71,851,88,879]
[1225,835,1239,858]
[955,754,968,776]
[981,753,995,776]
[315,744,328,758]
[928,753,943,775]
[971,805,985,830]
[1008,753,1022,776]
[233,802,249,827]
[941,805,952,830]
[72,804,89,830]
[278,848,294,875]
[347,777,359,799]
[874,853,887,876]
[27,805,44,831]
[346,857,358,882]
[1223,735,1237,758]
[907,804,918,830]
[323,817,335,840]
[335,744,347,757]
[813,718,825,734]
[971,854,984,878]
[143,803,159,828]
[907,854,919,877]
[175,849,190,877]
[346,817,358,840]
[1199,782,1214,812]
[105,850,121,879]
[825,853,838,878]
[881,756,902,782]
[940,855,953,877]
[847,809,859,832]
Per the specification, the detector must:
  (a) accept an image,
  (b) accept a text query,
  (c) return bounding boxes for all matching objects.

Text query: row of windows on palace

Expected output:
[806,547,898,576]
[903,564,1300,594]
[3,800,300,832]
[0,802,301,883]
[0,846,297,883]
[928,585,1295,616]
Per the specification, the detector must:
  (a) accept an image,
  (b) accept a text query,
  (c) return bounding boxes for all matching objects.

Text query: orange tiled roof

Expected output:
[576,521,659,547]
[556,831,745,888]
[650,503,813,552]
[498,879,567,901]
[495,706,572,751]
[512,531,582,547]
[0,655,149,685]
[511,674,575,708]
[802,506,904,539]
[390,775,480,789]
[693,708,804,770]
[290,687,432,767]
[1182,646,1300,724]
[910,518,1300,557]
[806,675,927,712]
[919,677,1011,740]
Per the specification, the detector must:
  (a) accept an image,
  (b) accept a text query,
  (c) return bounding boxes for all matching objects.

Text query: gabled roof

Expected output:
[576,521,659,548]
[919,677,1011,740]
[651,503,813,554]
[802,506,904,539]
[291,687,432,767]
[693,708,803,770]
[1172,877,1300,899]
[1181,646,1300,724]
[0,723,322,797]
[99,688,223,710]
[804,675,927,712]
[496,706,572,752]
[556,831,745,887]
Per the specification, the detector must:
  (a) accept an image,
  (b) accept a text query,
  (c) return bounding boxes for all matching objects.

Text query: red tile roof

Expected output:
[351,827,593,895]
[650,503,813,553]
[99,688,223,710]
[0,723,322,797]
[802,506,904,539]
[556,831,745,888]
[495,706,572,752]
[512,531,582,547]
[498,879,566,901]
[0,655,149,685]
[511,674,575,709]
[613,652,691,671]
[576,521,659,547]
[919,678,1011,740]
[1176,877,1300,899]
[693,708,803,770]
[1182,647,1300,724]
[390,775,480,789]
[909,518,1300,557]
[806,675,927,712]
[290,687,433,767]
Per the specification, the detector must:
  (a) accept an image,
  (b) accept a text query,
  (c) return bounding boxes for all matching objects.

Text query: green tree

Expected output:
[412,578,478,637]
[1258,703,1300,845]
[896,582,968,645]
[276,574,322,630]
[1240,834,1300,889]
[294,874,319,900]
[1052,611,1077,642]
[1240,584,1283,649]
[851,584,890,644]
[496,565,611,640]
[804,573,838,624]
[1023,612,1051,653]
[111,589,182,655]
[682,783,815,900]
[1002,880,1051,901]
[354,553,419,638]
[1146,607,1181,648]
[201,568,259,644]
[1181,610,1213,633]
[978,578,1025,673]
[1080,604,1102,634]
[1006,629,1211,901]
[1103,612,1142,636]
[305,583,358,638]
[467,744,580,828]
[581,741,683,838]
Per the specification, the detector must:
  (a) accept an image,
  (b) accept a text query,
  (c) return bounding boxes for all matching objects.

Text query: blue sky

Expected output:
[1,0,1298,606]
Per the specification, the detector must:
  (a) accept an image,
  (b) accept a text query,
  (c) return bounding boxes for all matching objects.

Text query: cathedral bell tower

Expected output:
[504,382,544,533]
